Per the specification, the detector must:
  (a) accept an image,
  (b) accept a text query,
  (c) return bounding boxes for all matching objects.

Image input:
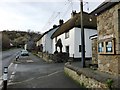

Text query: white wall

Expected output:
[36,39,42,46]
[52,27,97,58]
[42,35,46,52]
[52,38,56,53]
[45,28,57,53]
[52,28,75,56]
[38,27,59,54]
[74,27,97,58]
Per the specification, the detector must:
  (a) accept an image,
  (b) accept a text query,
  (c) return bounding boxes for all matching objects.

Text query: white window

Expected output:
[65,31,69,39]
[98,42,104,52]
[98,39,115,54]
[106,41,112,52]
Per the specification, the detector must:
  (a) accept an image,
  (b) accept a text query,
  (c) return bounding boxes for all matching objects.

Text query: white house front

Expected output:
[36,25,60,54]
[51,11,97,60]
[52,27,97,60]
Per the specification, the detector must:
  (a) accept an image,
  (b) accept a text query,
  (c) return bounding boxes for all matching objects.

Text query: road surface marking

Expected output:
[0,80,2,83]
[14,64,18,70]
[9,75,14,80]
[0,76,2,80]
[26,60,33,63]
[0,76,3,86]
[8,64,18,83]
[8,63,13,69]
[0,62,13,86]
[47,70,63,77]
[12,72,15,75]
[8,70,63,85]
[0,50,20,86]
[8,74,15,83]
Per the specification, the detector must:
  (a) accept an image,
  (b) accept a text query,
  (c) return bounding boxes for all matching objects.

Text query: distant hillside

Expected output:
[1,30,41,50]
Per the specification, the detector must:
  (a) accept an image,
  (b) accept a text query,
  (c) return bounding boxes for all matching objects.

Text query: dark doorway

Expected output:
[66,46,69,53]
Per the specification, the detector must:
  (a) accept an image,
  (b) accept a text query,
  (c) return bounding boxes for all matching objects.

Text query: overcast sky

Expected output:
[0,0,105,33]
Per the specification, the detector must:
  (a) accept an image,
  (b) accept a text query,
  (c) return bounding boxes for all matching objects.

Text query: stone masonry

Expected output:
[97,3,120,75]
[91,38,98,65]
[64,63,120,88]
[64,65,108,88]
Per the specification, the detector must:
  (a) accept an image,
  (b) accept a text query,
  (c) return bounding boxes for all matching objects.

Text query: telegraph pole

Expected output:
[80,0,85,68]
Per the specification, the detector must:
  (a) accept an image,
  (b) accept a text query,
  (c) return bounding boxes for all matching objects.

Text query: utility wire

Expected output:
[42,12,57,31]
[41,0,79,32]
[61,4,72,18]
[41,1,71,32]
[42,12,61,32]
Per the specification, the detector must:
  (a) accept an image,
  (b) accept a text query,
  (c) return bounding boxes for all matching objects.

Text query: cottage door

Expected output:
[66,46,69,53]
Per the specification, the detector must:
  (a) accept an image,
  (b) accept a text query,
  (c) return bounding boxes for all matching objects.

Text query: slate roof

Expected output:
[90,0,120,15]
[51,12,97,39]
[37,25,60,41]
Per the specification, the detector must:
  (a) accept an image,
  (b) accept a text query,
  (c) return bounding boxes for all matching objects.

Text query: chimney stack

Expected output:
[59,19,64,25]
[71,10,77,18]
[53,25,57,28]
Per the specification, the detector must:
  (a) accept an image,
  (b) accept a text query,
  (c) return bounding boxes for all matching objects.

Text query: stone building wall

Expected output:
[118,9,120,54]
[98,55,120,75]
[91,38,98,64]
[97,3,120,75]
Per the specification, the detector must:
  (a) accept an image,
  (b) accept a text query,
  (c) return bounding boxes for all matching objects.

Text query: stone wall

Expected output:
[37,52,69,63]
[52,53,69,63]
[64,63,120,88]
[97,3,120,54]
[91,38,98,64]
[64,66,107,88]
[98,55,120,75]
[118,7,120,54]
[37,52,53,62]
[97,3,120,75]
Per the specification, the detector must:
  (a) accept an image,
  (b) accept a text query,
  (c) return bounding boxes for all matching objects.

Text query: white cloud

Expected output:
[0,2,46,31]
[0,0,106,3]
[0,0,106,32]
[0,7,26,30]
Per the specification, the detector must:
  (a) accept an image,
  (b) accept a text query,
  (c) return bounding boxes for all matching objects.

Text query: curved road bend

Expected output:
[7,53,82,88]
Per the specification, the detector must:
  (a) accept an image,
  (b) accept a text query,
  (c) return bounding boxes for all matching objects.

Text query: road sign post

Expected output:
[2,67,8,90]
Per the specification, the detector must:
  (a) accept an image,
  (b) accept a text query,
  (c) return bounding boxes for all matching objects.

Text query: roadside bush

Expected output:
[2,33,10,50]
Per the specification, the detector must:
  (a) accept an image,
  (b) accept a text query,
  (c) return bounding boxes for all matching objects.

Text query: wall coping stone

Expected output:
[65,62,120,88]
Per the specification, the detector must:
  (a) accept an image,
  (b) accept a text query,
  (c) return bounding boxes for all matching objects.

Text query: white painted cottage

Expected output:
[51,12,97,60]
[36,25,61,54]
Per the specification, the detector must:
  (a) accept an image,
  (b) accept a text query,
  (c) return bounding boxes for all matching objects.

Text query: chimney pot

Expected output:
[71,10,77,18]
[59,19,64,25]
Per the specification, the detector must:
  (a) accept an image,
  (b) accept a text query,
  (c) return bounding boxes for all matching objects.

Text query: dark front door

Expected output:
[66,46,69,53]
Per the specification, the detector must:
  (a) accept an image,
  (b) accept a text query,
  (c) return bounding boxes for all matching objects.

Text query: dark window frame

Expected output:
[66,46,69,53]
[79,45,81,52]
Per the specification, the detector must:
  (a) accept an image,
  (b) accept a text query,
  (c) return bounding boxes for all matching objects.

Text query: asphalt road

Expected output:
[1,48,21,72]
[7,53,82,88]
[0,48,22,89]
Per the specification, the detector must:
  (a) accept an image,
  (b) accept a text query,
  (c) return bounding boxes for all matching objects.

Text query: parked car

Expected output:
[21,50,29,56]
